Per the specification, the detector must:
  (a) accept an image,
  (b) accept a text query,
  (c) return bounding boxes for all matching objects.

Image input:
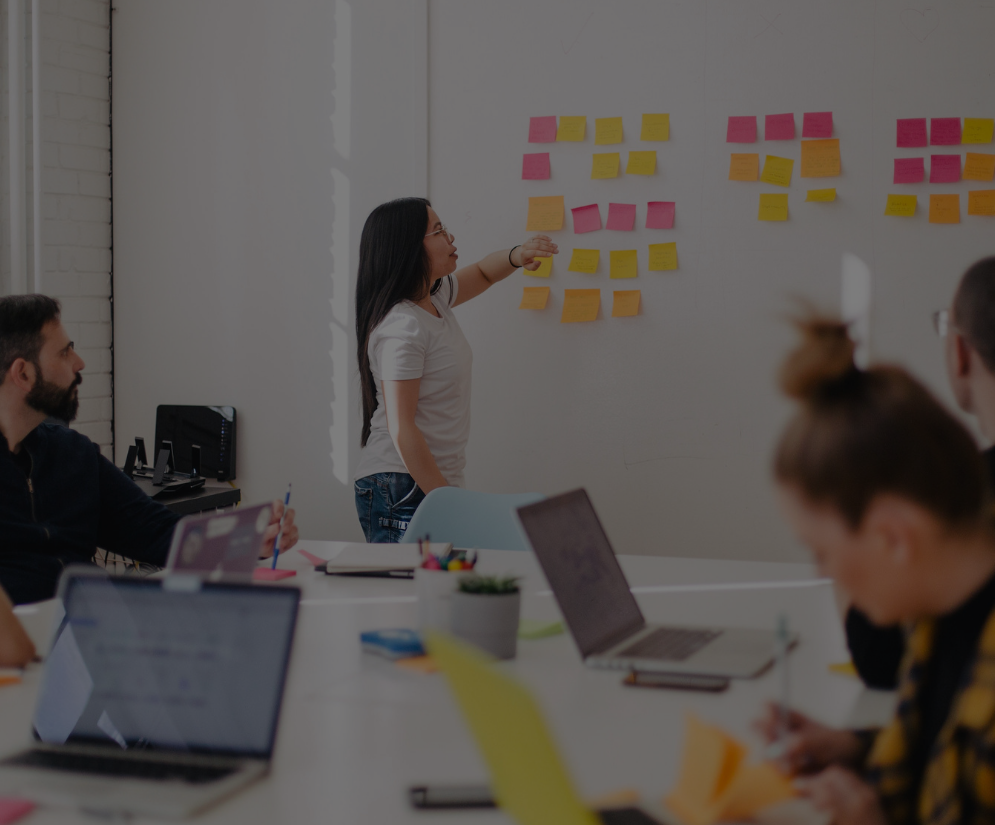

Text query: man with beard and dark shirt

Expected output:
[0,295,299,604]
[845,256,995,689]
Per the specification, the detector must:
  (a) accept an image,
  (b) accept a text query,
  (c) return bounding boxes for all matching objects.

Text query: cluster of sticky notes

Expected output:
[896,117,994,147]
[555,289,642,322]
[591,151,658,178]
[562,245,678,275]
[892,153,995,185]
[882,192,994,222]
[664,714,795,825]
[569,202,676,234]
[727,112,833,143]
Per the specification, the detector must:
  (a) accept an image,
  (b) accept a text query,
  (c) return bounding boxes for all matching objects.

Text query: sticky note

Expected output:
[641,113,670,141]
[894,157,924,184]
[963,118,994,145]
[764,113,795,140]
[571,204,602,234]
[527,255,552,277]
[726,116,757,143]
[964,153,995,181]
[568,249,599,273]
[931,118,962,146]
[929,194,960,224]
[968,190,995,216]
[800,139,840,177]
[0,800,34,825]
[884,194,917,216]
[526,196,564,231]
[606,203,636,231]
[805,188,836,202]
[648,242,678,271]
[760,155,794,187]
[897,118,928,148]
[758,193,789,221]
[626,151,657,175]
[728,153,759,181]
[930,154,961,183]
[528,116,557,143]
[595,117,623,145]
[802,112,833,139]
[520,287,550,310]
[591,153,620,179]
[646,201,675,229]
[561,289,601,322]
[609,250,638,279]
[522,153,550,180]
[556,116,586,142]
[612,290,641,317]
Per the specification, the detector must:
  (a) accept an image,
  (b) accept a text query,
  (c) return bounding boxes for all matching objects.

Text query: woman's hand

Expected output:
[513,235,558,270]
[796,767,887,825]
[257,501,299,559]
[753,702,865,775]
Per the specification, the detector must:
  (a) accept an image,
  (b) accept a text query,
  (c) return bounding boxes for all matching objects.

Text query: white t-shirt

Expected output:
[355,275,473,487]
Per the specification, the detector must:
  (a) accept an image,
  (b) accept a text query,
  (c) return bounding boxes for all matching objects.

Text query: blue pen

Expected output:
[271,484,292,570]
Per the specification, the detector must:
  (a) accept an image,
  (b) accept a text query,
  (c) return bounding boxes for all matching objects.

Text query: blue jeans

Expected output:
[354,473,426,543]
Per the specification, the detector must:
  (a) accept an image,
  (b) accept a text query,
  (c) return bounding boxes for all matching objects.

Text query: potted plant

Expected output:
[450,575,521,660]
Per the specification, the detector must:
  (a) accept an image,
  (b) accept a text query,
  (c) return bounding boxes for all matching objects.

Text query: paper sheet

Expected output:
[929,193,960,224]
[765,113,795,140]
[760,156,794,187]
[929,154,961,183]
[968,190,995,216]
[557,116,586,142]
[893,157,924,184]
[527,256,553,277]
[897,118,927,148]
[609,250,638,279]
[805,188,836,202]
[646,201,676,229]
[884,194,917,217]
[626,151,656,176]
[529,116,557,143]
[568,249,600,273]
[612,290,641,317]
[964,153,995,181]
[726,116,757,143]
[648,242,678,271]
[561,289,601,322]
[595,117,623,145]
[800,139,840,177]
[758,193,789,221]
[606,203,636,231]
[522,153,551,180]
[802,112,832,139]
[520,287,551,310]
[931,117,962,146]
[591,153,621,179]
[526,196,564,231]
[641,113,670,141]
[729,153,759,181]
[571,203,602,234]
[963,118,995,145]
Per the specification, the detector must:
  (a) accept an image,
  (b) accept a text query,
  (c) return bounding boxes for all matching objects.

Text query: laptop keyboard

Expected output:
[617,627,721,661]
[6,750,236,784]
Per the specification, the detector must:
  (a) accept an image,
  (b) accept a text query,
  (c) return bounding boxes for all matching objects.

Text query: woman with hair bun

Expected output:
[755,315,995,825]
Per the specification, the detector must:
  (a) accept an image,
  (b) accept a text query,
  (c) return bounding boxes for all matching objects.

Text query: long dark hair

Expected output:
[356,197,443,446]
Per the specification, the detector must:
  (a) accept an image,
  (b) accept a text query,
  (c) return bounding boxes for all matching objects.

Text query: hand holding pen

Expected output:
[258,484,298,561]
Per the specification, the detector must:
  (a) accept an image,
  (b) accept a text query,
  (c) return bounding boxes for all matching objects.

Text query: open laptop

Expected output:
[516,489,785,678]
[0,568,300,818]
[165,502,273,579]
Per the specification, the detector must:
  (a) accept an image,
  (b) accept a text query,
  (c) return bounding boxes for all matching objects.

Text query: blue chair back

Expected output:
[400,488,545,551]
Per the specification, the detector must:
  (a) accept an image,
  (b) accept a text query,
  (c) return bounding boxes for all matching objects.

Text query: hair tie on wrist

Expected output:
[509,245,522,268]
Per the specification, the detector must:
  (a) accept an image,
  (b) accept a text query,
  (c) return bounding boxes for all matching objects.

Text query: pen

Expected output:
[271,483,292,570]
[777,613,790,743]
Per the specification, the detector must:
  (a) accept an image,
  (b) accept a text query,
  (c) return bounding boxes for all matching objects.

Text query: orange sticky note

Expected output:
[609,250,638,279]
[648,242,677,271]
[758,193,788,221]
[929,194,960,224]
[963,118,994,145]
[968,190,995,216]
[805,188,836,202]
[884,194,917,216]
[728,153,759,181]
[568,249,600,273]
[595,117,623,145]
[561,289,600,322]
[591,153,621,179]
[759,155,794,187]
[625,151,657,176]
[527,255,552,277]
[526,196,564,231]
[556,116,586,142]
[964,153,995,182]
[519,287,550,310]
[641,114,670,141]
[612,290,641,317]
[800,139,841,178]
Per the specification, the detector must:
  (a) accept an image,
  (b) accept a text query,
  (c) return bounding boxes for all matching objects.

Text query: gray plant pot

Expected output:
[450,591,521,660]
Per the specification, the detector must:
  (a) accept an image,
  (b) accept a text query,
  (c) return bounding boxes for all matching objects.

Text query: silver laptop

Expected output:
[0,568,300,818]
[165,502,273,579]
[516,489,785,678]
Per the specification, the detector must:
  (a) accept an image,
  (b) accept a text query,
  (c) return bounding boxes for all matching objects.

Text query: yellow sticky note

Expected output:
[557,116,586,142]
[964,153,995,182]
[427,633,600,825]
[728,153,759,181]
[561,289,601,323]
[648,242,678,271]
[595,117,623,145]
[829,661,859,678]
[591,153,620,179]
[519,287,550,310]
[526,196,564,231]
[929,194,960,224]
[800,139,841,178]
[963,118,994,145]
[968,190,995,216]
[612,290,641,317]
[625,151,657,176]
[568,249,599,273]
[884,194,917,217]
[609,250,638,279]
[527,256,553,277]
[641,113,670,141]
[760,155,794,187]
[758,193,789,221]
[806,188,836,202]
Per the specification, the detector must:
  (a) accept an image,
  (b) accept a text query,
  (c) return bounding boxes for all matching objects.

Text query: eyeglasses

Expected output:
[932,309,950,337]
[425,224,453,241]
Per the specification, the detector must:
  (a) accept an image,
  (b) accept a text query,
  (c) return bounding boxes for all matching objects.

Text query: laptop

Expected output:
[0,568,300,818]
[165,502,273,580]
[516,489,785,678]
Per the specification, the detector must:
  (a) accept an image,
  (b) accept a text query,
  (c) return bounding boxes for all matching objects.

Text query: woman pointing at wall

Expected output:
[354,197,557,543]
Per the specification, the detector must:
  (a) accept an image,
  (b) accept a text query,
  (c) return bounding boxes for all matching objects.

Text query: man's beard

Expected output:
[25,366,82,423]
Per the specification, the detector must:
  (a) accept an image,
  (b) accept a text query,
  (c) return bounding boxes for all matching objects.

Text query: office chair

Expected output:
[401,488,545,551]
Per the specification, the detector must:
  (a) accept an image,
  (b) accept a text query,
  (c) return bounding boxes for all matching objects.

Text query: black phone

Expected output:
[408,784,495,810]
[623,671,730,692]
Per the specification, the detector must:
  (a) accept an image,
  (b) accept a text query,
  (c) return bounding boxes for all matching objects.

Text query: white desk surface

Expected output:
[0,542,896,824]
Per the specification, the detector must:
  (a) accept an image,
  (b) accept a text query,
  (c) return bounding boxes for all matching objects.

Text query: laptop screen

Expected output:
[166,502,273,578]
[33,574,299,758]
[517,489,645,658]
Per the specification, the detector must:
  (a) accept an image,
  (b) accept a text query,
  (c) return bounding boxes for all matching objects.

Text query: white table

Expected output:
[0,542,895,824]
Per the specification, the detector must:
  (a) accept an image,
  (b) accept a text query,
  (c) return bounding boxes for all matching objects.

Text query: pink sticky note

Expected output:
[726,116,757,143]
[765,113,795,140]
[802,112,833,138]
[646,201,675,229]
[606,203,636,231]
[930,154,961,183]
[894,157,925,184]
[930,118,962,146]
[897,118,927,148]
[571,203,602,234]
[298,548,326,566]
[522,153,551,180]
[253,568,297,581]
[0,799,34,825]
[528,116,557,143]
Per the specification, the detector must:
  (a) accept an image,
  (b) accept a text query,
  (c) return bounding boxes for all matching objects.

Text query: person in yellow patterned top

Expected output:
[755,314,995,825]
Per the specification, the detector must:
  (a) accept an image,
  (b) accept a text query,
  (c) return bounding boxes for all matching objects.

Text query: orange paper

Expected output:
[611,290,640,317]
[728,154,759,181]
[526,196,564,231]
[968,190,995,216]
[929,194,960,224]
[561,289,600,323]
[964,153,995,182]
[519,287,551,309]
[800,139,841,178]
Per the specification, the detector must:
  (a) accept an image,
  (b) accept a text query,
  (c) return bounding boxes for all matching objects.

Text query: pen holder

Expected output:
[416,568,469,632]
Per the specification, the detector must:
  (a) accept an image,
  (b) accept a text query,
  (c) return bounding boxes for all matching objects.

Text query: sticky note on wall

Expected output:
[964,153,995,181]
[897,118,928,148]
[726,116,757,143]
[526,196,564,231]
[929,194,960,224]
[758,193,789,221]
[561,289,600,322]
[557,116,586,142]
[522,153,550,180]
[568,249,600,273]
[968,190,995,216]
[884,194,917,216]
[760,155,794,187]
[606,203,636,231]
[802,112,833,138]
[609,250,638,279]
[800,139,840,177]
[527,256,552,277]
[729,154,759,181]
[519,287,550,310]
[805,188,836,202]
[764,113,795,140]
[931,118,962,146]
[963,118,994,145]
[894,157,924,184]
[612,291,641,317]
[646,202,675,229]
[571,204,602,234]
[595,117,623,145]
[648,243,678,270]
[930,155,961,183]
[528,116,557,143]
[641,114,670,141]
[591,153,621,179]
[626,151,657,175]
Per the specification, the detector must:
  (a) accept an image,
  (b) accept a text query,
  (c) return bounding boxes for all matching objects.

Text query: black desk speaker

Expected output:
[154,405,236,481]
